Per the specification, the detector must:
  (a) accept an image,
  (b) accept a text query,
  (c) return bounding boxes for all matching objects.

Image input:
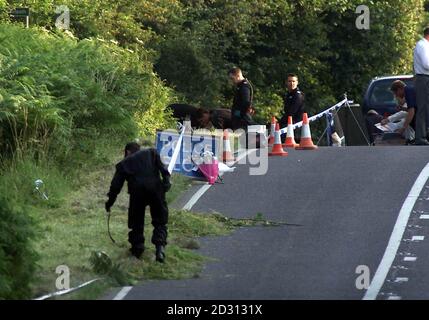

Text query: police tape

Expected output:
[167,125,186,174]
[279,98,351,135]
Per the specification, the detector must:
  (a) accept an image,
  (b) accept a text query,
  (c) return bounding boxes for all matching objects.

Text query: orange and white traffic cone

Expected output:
[296,113,318,150]
[283,116,299,148]
[268,116,276,146]
[222,129,235,163]
[269,123,288,157]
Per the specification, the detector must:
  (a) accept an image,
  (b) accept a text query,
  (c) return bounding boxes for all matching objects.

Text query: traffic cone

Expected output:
[296,113,318,150]
[269,123,288,157]
[268,116,276,146]
[283,116,298,148]
[222,129,235,163]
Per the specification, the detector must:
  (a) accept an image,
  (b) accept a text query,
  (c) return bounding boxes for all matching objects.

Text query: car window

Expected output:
[369,78,414,106]
[369,81,396,105]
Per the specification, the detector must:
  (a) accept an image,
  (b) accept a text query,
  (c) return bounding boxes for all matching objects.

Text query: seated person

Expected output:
[365,80,416,144]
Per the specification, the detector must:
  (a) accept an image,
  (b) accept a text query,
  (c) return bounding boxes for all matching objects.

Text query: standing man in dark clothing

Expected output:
[105,142,171,262]
[279,74,305,142]
[228,67,257,130]
[279,73,305,127]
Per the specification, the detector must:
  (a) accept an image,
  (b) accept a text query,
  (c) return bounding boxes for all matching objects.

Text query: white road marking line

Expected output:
[112,286,133,300]
[34,278,101,300]
[182,184,211,210]
[411,235,425,241]
[403,257,417,262]
[394,277,409,283]
[112,149,254,300]
[363,162,429,300]
[387,296,402,300]
[420,214,429,219]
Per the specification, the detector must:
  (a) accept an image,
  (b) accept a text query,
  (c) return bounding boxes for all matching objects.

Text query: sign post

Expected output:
[156,129,223,179]
[10,8,30,28]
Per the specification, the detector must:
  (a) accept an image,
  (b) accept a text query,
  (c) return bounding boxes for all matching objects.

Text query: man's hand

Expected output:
[105,199,114,213]
[381,118,389,125]
[163,181,172,193]
[396,127,406,136]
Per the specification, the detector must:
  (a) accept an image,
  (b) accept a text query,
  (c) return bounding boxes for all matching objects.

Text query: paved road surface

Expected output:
[105,146,429,300]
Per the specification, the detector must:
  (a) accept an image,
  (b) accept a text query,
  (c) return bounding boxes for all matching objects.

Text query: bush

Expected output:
[252,90,284,125]
[0,24,175,162]
[0,192,38,299]
[0,154,74,299]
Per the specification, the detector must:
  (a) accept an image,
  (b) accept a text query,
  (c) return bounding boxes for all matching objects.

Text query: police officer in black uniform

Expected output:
[279,73,305,141]
[228,67,257,130]
[105,142,171,262]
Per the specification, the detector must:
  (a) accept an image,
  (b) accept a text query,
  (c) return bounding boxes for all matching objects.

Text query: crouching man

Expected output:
[366,80,416,144]
[381,80,416,143]
[105,142,171,262]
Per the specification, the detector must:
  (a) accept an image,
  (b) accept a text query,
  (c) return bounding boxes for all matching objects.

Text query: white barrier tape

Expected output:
[34,278,101,300]
[280,98,350,135]
[167,126,186,174]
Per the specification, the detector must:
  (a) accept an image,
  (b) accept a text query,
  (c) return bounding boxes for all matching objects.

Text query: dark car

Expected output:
[362,75,414,116]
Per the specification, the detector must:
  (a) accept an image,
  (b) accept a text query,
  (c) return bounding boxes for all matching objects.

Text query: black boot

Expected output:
[130,246,144,259]
[155,245,165,263]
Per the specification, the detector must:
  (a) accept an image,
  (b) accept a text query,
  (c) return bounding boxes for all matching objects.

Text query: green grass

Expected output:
[29,162,232,300]
[1,151,284,300]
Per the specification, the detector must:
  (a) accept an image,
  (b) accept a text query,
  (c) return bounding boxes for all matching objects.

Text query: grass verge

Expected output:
[30,163,233,300]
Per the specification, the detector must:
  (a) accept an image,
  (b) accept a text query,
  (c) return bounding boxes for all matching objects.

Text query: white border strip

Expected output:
[363,162,429,300]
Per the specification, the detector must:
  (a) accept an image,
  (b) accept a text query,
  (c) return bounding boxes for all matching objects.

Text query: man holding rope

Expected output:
[105,142,171,262]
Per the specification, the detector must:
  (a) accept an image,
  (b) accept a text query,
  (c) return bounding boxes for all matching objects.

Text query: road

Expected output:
[105,146,429,300]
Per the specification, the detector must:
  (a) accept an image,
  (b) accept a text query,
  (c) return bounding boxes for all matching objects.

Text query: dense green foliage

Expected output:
[0,22,174,298]
[2,1,425,122]
[0,155,73,299]
[0,24,174,160]
[0,188,38,299]
[155,0,425,122]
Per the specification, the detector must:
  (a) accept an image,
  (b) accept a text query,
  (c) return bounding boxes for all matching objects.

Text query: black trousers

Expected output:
[415,75,429,142]
[128,189,168,250]
[364,113,383,144]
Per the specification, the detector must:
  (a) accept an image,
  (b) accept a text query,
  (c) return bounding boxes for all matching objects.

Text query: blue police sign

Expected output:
[156,130,221,178]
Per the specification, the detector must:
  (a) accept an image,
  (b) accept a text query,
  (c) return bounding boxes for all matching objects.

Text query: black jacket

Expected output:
[107,148,170,204]
[284,88,305,123]
[232,79,253,118]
